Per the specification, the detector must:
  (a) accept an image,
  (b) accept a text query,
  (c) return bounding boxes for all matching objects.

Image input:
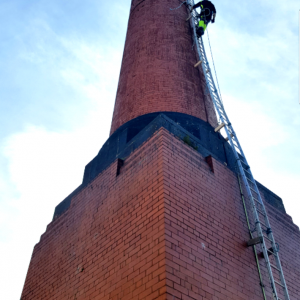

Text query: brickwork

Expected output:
[109,0,218,135]
[21,131,168,300]
[160,128,300,299]
[260,198,300,298]
[21,128,300,299]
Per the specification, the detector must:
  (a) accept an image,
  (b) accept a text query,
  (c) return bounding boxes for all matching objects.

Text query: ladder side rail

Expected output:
[202,36,289,298]
[197,36,248,166]
[256,190,291,299]
[186,2,248,164]
[219,113,284,299]
[236,160,281,299]
[190,30,245,160]
[188,1,202,64]
[187,1,268,221]
[188,9,268,214]
[250,170,293,299]
[217,97,287,299]
[251,177,290,300]
[187,2,267,223]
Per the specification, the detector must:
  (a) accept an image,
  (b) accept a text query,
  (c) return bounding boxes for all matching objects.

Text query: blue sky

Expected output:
[0,0,299,299]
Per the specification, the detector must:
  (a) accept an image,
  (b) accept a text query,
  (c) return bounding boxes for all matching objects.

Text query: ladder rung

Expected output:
[255,205,266,214]
[253,197,261,204]
[242,168,251,176]
[218,116,226,122]
[259,220,269,229]
[250,187,259,195]
[267,248,277,257]
[261,247,277,258]
[256,208,266,216]
[240,160,250,169]
[225,134,234,142]
[262,234,273,243]
[234,145,241,152]
[186,14,193,21]
[227,127,233,133]
[246,177,256,185]
[186,14,192,21]
[242,166,252,176]
[207,81,214,89]
[233,141,240,148]
[270,263,281,272]
[274,280,285,288]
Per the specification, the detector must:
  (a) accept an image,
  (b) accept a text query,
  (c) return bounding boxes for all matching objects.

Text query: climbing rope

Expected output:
[206,28,223,105]
[170,1,186,11]
[131,0,147,13]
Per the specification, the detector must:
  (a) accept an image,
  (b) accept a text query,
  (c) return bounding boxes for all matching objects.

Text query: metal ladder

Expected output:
[185,1,290,299]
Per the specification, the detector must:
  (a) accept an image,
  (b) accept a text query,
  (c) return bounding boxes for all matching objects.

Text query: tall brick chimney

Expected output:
[21,1,300,299]
[110,0,217,135]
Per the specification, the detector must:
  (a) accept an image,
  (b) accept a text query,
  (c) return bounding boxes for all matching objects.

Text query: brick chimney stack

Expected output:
[21,1,300,299]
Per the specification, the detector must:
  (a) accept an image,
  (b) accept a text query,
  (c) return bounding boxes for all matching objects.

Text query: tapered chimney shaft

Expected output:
[110,0,217,135]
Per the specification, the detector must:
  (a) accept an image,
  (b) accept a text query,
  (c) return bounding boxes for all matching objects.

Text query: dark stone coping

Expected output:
[53,112,285,220]
[256,181,286,213]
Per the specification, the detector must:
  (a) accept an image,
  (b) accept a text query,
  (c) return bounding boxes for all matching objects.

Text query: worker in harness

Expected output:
[190,1,216,37]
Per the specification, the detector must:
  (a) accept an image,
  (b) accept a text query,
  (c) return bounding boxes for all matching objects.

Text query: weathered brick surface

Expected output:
[159,129,300,299]
[257,196,300,299]
[110,0,218,135]
[21,130,167,300]
[21,128,300,299]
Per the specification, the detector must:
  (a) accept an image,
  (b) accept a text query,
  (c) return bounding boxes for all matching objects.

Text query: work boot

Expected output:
[197,26,204,37]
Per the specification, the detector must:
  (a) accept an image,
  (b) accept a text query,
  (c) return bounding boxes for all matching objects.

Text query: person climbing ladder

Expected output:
[190,0,216,37]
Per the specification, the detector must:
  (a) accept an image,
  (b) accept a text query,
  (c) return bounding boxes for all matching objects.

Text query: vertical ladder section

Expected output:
[185,1,290,299]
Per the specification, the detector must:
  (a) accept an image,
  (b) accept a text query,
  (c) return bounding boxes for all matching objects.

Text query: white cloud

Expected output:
[0,22,121,300]
[218,94,300,225]
[0,105,111,298]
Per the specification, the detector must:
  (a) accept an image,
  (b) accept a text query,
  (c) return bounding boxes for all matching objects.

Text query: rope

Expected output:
[206,28,224,105]
[170,1,186,10]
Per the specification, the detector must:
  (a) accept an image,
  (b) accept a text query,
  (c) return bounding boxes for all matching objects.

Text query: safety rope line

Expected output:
[130,0,147,13]
[170,1,186,11]
[206,28,224,105]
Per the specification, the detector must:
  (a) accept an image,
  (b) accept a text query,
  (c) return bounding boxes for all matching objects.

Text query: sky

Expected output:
[0,0,299,299]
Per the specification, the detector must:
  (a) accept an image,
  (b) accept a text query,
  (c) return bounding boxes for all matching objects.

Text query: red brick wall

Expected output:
[21,131,168,300]
[160,129,300,299]
[21,128,300,299]
[109,0,218,135]
[262,199,300,298]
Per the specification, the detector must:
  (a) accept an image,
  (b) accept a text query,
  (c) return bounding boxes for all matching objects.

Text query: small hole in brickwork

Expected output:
[116,158,124,176]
